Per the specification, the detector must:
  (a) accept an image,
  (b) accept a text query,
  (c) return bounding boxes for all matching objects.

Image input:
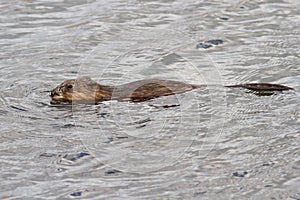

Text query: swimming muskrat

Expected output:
[50,76,293,105]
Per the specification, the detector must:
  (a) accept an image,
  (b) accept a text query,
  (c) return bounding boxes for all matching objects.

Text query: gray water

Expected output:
[0,0,299,199]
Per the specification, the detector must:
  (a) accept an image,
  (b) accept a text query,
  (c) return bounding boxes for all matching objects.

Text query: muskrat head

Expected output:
[50,76,103,104]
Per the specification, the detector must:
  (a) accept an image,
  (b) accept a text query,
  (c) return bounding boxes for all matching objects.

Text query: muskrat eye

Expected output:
[67,84,73,89]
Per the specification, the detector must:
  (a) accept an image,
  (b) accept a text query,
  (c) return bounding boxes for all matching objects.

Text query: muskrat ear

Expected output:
[76,76,99,87]
[77,76,92,82]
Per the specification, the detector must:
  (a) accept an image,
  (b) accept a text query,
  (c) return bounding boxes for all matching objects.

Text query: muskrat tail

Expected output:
[225,83,294,92]
[192,84,207,90]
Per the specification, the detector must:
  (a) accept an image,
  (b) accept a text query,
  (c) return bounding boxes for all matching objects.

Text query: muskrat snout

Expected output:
[50,89,62,97]
[50,88,70,104]
[50,91,55,97]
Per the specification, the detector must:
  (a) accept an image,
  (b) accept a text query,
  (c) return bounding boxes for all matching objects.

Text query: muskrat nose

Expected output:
[50,91,57,97]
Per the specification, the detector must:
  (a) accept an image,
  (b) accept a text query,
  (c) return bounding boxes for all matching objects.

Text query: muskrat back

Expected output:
[112,79,206,102]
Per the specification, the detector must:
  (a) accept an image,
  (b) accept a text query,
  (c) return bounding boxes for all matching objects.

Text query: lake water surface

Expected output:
[0,0,299,199]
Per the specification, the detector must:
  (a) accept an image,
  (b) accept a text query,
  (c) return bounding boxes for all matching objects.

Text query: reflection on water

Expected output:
[0,0,299,199]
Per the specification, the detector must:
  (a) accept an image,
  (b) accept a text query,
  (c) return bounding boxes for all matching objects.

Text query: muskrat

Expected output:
[50,76,293,105]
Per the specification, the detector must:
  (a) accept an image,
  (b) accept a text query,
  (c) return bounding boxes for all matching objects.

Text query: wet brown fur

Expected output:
[50,76,204,104]
[50,76,293,105]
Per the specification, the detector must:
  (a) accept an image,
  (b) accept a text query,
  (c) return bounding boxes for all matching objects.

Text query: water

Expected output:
[0,0,299,199]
